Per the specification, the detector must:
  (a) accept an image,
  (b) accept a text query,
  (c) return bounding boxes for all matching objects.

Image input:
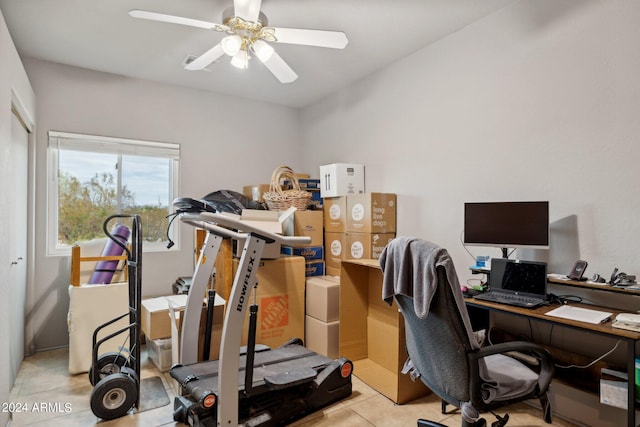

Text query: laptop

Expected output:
[474,258,548,308]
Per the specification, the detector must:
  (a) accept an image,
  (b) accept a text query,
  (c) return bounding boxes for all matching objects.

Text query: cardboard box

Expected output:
[281,245,323,261]
[243,184,271,203]
[306,275,340,322]
[305,260,325,277]
[141,294,190,340]
[309,189,322,208]
[346,233,395,261]
[323,197,347,232]
[346,193,397,233]
[168,293,225,365]
[324,232,347,272]
[233,256,306,349]
[229,208,296,259]
[339,259,430,404]
[305,316,339,359]
[298,178,320,189]
[284,178,320,190]
[283,210,324,246]
[319,163,365,198]
[326,266,341,277]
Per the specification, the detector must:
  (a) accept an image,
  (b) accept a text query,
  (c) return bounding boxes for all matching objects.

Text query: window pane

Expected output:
[58,150,119,245]
[121,155,171,243]
[55,146,176,251]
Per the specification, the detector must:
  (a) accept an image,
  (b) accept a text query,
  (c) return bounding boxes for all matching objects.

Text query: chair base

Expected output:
[418,418,489,427]
[418,420,447,427]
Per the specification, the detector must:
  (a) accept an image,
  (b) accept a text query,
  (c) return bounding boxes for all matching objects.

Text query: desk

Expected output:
[465,298,640,427]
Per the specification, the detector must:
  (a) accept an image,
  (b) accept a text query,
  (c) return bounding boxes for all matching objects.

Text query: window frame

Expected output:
[47,131,180,256]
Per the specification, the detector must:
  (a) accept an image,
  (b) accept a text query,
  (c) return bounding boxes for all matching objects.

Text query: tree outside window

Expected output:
[48,131,180,255]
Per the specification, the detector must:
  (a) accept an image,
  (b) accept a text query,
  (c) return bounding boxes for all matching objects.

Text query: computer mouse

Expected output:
[460,285,468,293]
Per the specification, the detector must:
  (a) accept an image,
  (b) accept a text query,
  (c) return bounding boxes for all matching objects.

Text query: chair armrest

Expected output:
[468,341,554,405]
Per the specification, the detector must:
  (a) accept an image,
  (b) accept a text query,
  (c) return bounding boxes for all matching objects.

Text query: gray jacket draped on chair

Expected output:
[380,237,480,349]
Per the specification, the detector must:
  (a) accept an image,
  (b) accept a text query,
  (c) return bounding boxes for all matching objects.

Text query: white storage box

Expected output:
[67,282,129,374]
[319,163,365,198]
[147,337,173,372]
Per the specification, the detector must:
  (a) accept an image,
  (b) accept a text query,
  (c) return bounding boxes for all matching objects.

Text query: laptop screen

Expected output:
[490,258,548,297]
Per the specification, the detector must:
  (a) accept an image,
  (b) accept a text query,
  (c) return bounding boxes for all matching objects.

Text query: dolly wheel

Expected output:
[119,366,139,382]
[89,352,129,386]
[90,373,137,420]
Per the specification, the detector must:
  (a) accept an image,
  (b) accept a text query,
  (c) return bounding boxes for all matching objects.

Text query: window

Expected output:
[47,131,180,255]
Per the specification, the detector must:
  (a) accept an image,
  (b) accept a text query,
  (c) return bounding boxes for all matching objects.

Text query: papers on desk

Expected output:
[545,305,613,324]
[612,313,640,332]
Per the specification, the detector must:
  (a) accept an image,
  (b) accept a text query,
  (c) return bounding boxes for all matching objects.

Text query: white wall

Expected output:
[22,57,302,351]
[0,8,35,427]
[299,0,640,425]
[8,0,640,424]
[302,0,640,279]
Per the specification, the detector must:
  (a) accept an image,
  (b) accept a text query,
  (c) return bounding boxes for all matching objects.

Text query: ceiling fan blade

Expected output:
[259,49,298,84]
[185,44,225,71]
[270,28,348,49]
[234,0,262,22]
[128,9,225,31]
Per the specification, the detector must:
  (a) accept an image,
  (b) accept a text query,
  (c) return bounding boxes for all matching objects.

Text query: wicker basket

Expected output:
[263,166,312,211]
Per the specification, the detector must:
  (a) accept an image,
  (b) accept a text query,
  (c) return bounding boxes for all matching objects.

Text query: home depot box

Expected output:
[233,256,306,348]
[319,163,365,198]
[305,316,339,359]
[339,259,430,404]
[324,232,347,274]
[346,193,397,233]
[306,275,340,323]
[346,233,395,261]
[283,209,323,246]
[323,197,347,232]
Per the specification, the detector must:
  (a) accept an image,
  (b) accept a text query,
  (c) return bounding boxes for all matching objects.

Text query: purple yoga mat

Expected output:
[88,224,131,284]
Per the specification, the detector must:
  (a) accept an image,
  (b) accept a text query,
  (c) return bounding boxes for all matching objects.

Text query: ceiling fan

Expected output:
[129,0,348,83]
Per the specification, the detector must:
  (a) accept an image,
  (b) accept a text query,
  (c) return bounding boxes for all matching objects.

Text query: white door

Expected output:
[9,109,28,384]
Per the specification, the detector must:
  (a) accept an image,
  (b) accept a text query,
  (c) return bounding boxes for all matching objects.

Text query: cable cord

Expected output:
[555,340,622,369]
[165,212,179,249]
[460,230,477,262]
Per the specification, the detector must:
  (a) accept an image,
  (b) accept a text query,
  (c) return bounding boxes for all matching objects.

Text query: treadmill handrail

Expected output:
[180,211,312,246]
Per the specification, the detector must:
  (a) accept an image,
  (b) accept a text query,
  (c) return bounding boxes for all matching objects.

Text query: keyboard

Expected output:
[473,291,546,308]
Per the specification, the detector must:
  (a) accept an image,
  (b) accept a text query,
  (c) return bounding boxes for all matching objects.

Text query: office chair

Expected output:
[380,237,554,427]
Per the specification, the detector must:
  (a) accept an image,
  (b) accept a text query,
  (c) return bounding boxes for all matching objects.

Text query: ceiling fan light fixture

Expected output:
[221,35,242,56]
[230,49,249,69]
[252,39,274,62]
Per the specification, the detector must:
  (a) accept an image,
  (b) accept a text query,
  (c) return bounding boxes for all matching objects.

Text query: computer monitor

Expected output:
[463,201,549,258]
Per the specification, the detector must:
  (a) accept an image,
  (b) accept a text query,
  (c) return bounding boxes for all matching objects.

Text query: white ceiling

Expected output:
[0,0,514,108]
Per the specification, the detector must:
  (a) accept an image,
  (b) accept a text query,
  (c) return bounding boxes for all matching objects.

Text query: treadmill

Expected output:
[169,198,353,427]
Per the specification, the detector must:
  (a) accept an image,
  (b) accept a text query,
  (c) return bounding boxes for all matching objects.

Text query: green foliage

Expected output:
[58,171,169,245]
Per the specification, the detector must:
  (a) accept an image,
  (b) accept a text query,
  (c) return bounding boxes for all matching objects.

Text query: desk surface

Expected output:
[471,266,640,296]
[465,298,640,340]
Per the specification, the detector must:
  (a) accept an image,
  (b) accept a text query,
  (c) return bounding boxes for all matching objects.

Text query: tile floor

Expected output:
[8,347,579,426]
